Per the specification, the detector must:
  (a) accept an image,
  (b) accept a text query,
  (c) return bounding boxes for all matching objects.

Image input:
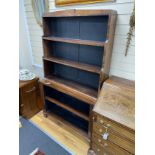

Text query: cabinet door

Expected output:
[20,80,41,118]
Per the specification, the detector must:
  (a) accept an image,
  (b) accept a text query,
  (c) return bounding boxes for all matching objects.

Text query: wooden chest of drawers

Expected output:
[90,76,135,155]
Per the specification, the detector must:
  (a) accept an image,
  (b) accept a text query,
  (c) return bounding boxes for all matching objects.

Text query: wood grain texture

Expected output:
[93,122,134,153]
[43,57,101,74]
[92,132,132,155]
[40,77,98,105]
[43,36,105,47]
[48,111,89,138]
[94,112,134,142]
[91,141,131,155]
[30,111,90,155]
[102,13,117,75]
[19,77,39,88]
[19,77,43,118]
[93,76,135,130]
[43,9,117,17]
[91,76,135,154]
[39,82,48,117]
[99,12,117,95]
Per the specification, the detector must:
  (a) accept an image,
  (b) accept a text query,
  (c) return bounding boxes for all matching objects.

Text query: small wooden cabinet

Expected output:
[90,76,135,155]
[19,77,43,119]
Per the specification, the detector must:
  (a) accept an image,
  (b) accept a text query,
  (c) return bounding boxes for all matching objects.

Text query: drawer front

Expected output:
[93,122,135,154]
[92,133,132,155]
[93,113,135,142]
[92,143,109,155]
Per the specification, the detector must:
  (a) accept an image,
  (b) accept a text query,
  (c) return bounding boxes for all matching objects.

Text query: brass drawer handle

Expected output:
[97,148,100,152]
[99,128,103,133]
[107,124,111,127]
[25,86,36,93]
[100,119,111,128]
[100,119,104,124]
[104,143,108,147]
[99,125,110,133]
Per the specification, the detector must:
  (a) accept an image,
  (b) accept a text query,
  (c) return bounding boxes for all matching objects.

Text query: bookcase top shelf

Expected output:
[43,36,106,47]
[43,57,101,74]
[43,9,117,17]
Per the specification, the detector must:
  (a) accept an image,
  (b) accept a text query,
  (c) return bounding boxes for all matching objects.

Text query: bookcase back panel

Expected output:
[45,41,104,67]
[51,17,79,38]
[77,70,99,89]
[44,16,109,41]
[54,63,78,80]
[79,16,108,41]
[51,42,79,61]
[44,86,90,115]
[44,60,99,89]
[79,45,104,67]
[45,100,89,132]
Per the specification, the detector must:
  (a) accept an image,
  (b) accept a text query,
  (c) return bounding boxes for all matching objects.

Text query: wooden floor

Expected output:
[30,111,90,155]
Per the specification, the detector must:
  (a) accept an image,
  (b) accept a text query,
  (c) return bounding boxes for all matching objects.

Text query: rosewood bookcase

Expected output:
[40,9,117,138]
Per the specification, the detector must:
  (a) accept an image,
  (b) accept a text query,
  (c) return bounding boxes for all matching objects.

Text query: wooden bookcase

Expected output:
[40,9,117,137]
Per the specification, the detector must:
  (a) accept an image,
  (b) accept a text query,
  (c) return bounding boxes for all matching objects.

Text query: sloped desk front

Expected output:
[91,76,135,155]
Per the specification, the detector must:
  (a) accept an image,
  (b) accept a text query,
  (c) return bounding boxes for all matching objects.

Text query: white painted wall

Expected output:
[23,0,135,80]
[19,0,33,70]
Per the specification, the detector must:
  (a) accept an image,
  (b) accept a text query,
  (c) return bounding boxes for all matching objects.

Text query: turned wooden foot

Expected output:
[43,110,48,118]
[87,149,96,155]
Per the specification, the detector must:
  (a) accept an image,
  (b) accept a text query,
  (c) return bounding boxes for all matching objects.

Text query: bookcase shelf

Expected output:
[45,96,89,121]
[43,36,106,47]
[43,57,101,74]
[45,111,89,135]
[41,77,98,105]
[40,9,117,135]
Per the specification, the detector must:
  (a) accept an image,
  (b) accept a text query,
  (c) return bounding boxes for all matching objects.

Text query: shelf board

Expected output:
[43,57,101,74]
[43,36,105,47]
[40,76,98,105]
[45,96,89,121]
[45,111,89,139]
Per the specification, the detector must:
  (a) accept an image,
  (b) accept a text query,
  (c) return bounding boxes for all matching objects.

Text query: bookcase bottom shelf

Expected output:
[45,100,89,137]
[41,76,98,105]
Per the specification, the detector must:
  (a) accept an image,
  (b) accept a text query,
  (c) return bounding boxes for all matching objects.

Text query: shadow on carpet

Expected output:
[19,118,72,155]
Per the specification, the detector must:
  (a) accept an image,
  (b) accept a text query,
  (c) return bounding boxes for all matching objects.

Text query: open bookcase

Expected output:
[40,9,117,137]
